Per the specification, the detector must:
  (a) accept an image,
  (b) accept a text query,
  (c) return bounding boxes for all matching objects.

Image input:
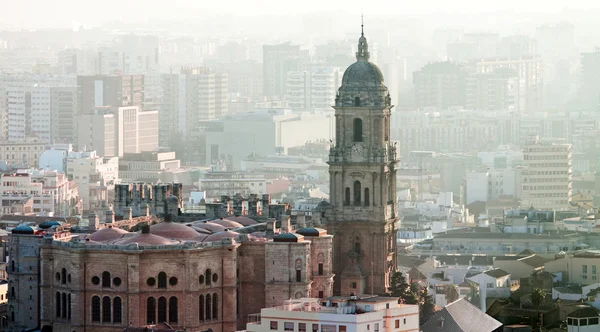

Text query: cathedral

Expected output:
[324,23,399,296]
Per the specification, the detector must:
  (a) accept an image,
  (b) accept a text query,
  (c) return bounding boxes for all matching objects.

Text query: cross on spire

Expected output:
[361,13,364,36]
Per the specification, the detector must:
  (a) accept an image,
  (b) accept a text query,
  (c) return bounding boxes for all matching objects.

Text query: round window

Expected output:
[113,277,122,286]
[91,276,100,285]
[55,273,60,281]
[147,277,156,286]
[199,275,204,284]
[169,277,178,286]
[212,274,218,283]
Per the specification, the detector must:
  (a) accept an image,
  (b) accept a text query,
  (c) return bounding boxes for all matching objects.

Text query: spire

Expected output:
[356,15,370,61]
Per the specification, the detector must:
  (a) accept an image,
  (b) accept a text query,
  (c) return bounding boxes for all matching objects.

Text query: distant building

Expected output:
[286,66,341,111]
[566,307,600,332]
[118,151,180,183]
[466,68,521,112]
[66,150,118,212]
[0,137,46,168]
[198,171,266,199]
[77,106,158,157]
[520,136,572,210]
[413,62,467,110]
[77,75,145,115]
[243,296,419,332]
[263,43,302,99]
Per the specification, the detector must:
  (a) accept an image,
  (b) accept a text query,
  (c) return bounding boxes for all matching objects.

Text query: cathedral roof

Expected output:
[114,232,180,246]
[88,226,129,242]
[203,230,241,242]
[210,218,244,229]
[192,221,227,233]
[150,222,200,240]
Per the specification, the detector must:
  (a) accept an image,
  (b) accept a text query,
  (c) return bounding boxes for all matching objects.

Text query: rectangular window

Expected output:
[299,323,307,332]
[312,324,319,332]
[318,263,324,275]
[487,283,494,288]
[593,265,597,275]
[321,325,336,332]
[270,321,278,330]
[352,282,357,289]
[296,270,302,282]
[374,323,379,332]
[395,320,400,328]
[583,265,588,274]
[339,326,347,332]
[590,318,599,325]
[284,322,294,331]
[318,291,324,299]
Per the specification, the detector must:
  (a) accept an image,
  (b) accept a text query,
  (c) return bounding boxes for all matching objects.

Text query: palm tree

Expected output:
[531,288,546,328]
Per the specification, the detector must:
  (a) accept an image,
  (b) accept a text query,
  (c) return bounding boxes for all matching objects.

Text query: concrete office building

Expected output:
[77,106,158,157]
[118,151,181,183]
[413,62,467,110]
[521,136,572,210]
[286,66,341,111]
[263,43,302,99]
[77,75,144,115]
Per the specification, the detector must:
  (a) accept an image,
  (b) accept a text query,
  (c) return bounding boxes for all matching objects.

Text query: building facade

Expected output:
[0,137,47,168]
[66,150,119,212]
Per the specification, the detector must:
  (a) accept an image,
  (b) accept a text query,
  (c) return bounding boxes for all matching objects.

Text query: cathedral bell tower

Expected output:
[326,22,399,296]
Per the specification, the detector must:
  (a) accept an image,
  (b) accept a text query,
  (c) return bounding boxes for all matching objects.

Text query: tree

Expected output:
[467,284,480,308]
[531,288,546,328]
[388,272,411,302]
[405,282,421,305]
[420,287,436,326]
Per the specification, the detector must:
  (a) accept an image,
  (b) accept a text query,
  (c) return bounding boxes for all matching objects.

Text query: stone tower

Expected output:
[326,23,399,296]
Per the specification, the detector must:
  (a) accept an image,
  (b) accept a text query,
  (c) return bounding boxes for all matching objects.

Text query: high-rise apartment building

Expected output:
[159,68,228,148]
[263,43,302,99]
[77,75,144,115]
[413,62,467,110]
[580,49,600,111]
[521,136,572,210]
[286,67,341,111]
[77,106,158,157]
[466,68,521,111]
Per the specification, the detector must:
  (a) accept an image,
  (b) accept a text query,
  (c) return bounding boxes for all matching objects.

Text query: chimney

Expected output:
[105,210,115,223]
[297,212,306,228]
[266,218,276,237]
[281,215,291,232]
[88,213,99,231]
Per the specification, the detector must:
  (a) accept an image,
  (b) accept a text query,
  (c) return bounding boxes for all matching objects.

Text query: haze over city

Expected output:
[2,1,600,332]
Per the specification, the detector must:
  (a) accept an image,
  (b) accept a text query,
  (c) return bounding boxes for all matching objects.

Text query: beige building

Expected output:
[545,250,600,285]
[198,171,267,200]
[77,106,158,157]
[118,151,180,183]
[0,137,46,167]
[0,169,81,217]
[66,150,118,212]
[521,136,572,210]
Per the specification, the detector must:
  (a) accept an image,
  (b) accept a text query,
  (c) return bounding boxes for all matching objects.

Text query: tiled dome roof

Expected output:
[273,232,303,243]
[115,233,180,246]
[211,218,244,229]
[192,222,227,233]
[296,227,326,237]
[227,216,259,226]
[12,225,34,234]
[150,222,200,240]
[88,226,129,242]
[203,230,240,243]
[38,221,62,229]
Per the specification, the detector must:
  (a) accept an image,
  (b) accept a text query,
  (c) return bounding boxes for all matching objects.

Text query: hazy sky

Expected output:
[5,0,600,29]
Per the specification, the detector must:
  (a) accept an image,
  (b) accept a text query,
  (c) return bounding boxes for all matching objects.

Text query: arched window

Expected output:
[61,268,67,284]
[113,297,122,323]
[205,294,211,320]
[91,296,101,322]
[102,296,111,323]
[344,187,351,206]
[353,180,361,206]
[199,295,204,321]
[212,293,218,319]
[102,271,111,288]
[158,272,167,289]
[354,242,361,256]
[157,297,167,323]
[353,118,363,142]
[146,297,156,324]
[354,96,360,106]
[56,292,61,318]
[169,297,178,323]
[205,269,212,286]
[364,188,370,206]
[67,294,71,320]
[62,293,67,318]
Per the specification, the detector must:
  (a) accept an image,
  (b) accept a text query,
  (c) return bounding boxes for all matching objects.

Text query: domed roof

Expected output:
[296,227,327,237]
[227,216,259,226]
[114,233,180,246]
[273,232,304,243]
[193,222,227,233]
[335,28,390,108]
[190,226,212,234]
[167,195,179,203]
[211,218,244,229]
[88,226,129,242]
[203,230,240,242]
[567,307,599,318]
[12,225,34,234]
[150,222,200,240]
[39,221,62,229]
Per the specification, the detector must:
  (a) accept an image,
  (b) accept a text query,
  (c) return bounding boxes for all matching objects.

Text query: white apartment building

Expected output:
[466,167,522,204]
[198,171,266,199]
[0,137,47,168]
[66,150,118,212]
[77,106,159,157]
[286,67,340,111]
[243,296,419,332]
[0,169,81,217]
[118,151,181,183]
[521,136,572,210]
